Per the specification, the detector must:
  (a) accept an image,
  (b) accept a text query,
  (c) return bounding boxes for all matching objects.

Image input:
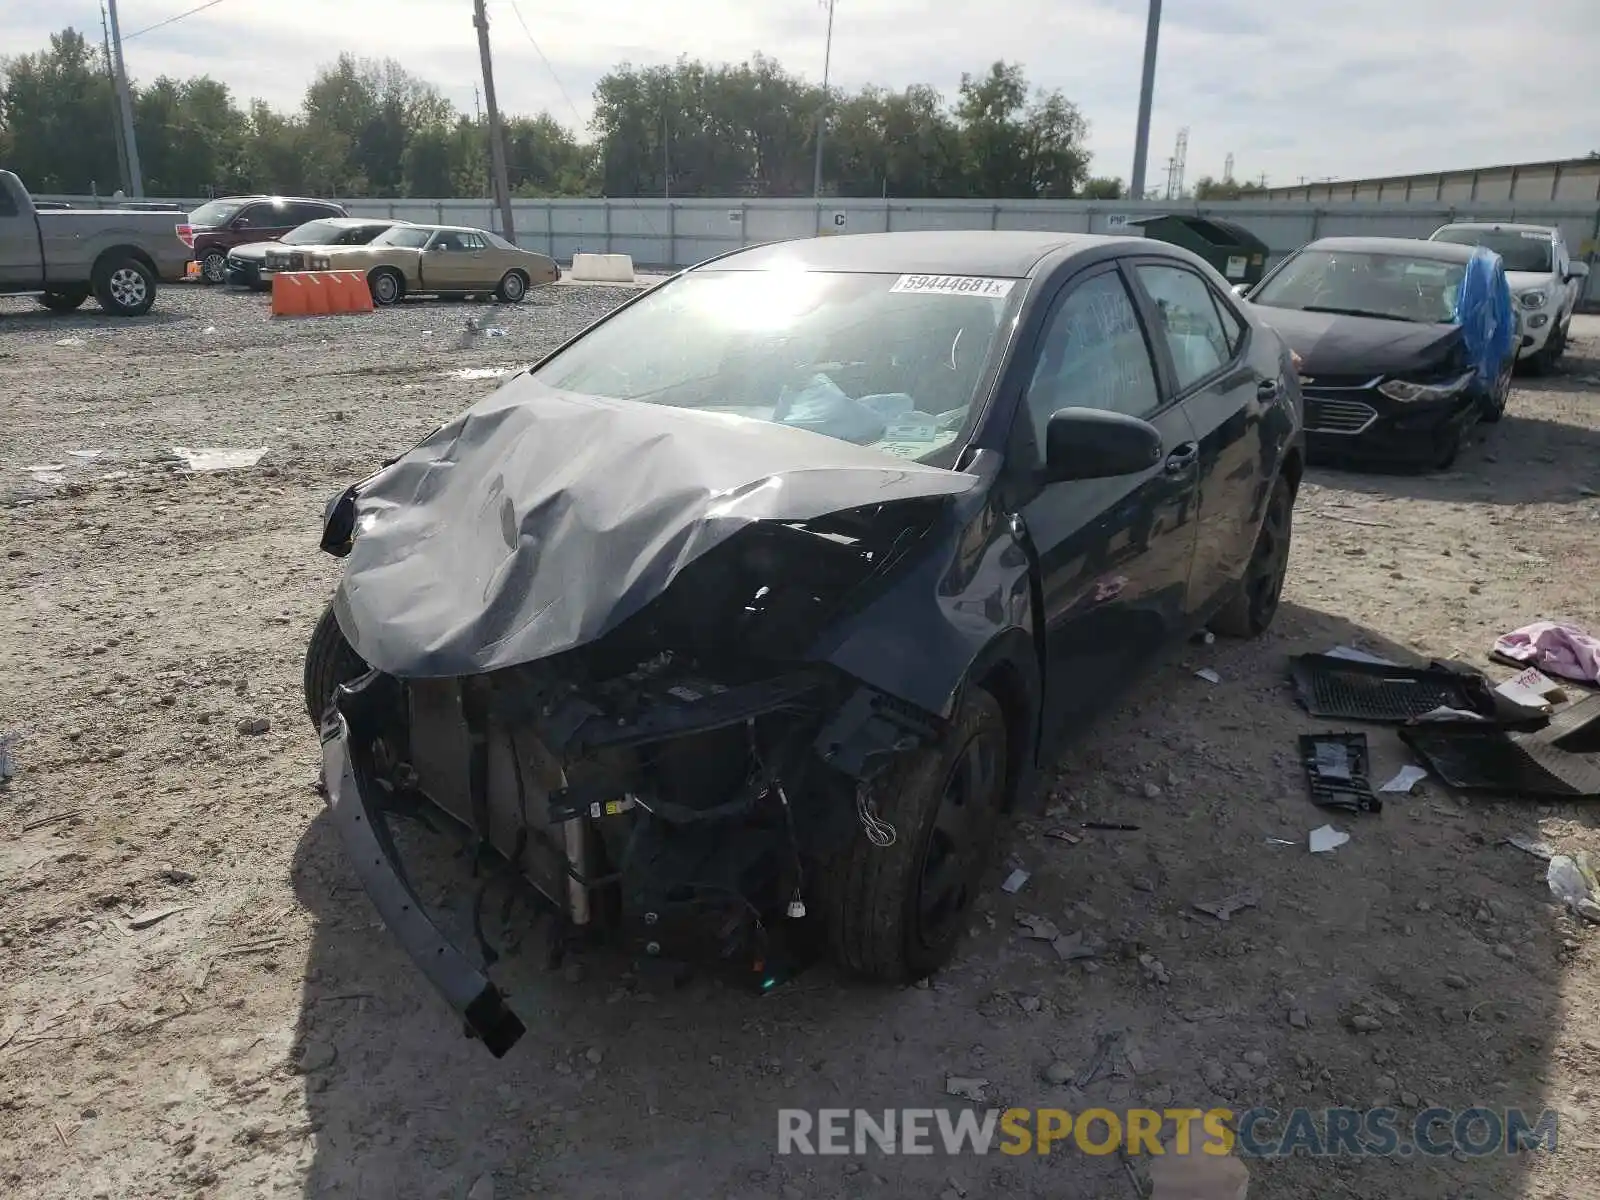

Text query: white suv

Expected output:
[1429,222,1589,372]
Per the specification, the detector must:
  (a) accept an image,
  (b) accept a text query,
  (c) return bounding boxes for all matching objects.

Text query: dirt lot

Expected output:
[3,283,1600,1200]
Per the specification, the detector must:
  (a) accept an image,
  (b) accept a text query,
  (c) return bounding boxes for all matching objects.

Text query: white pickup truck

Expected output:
[0,170,191,316]
[1429,221,1590,373]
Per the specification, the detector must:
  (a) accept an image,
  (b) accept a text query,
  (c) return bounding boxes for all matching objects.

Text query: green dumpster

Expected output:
[1128,215,1271,286]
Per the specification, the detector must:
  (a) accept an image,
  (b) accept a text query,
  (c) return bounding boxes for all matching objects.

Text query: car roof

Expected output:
[701,230,1138,277]
[1305,235,1477,263]
[1433,221,1554,237]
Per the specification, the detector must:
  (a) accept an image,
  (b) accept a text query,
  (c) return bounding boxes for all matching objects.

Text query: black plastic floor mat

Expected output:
[1291,654,1492,723]
[1400,693,1600,798]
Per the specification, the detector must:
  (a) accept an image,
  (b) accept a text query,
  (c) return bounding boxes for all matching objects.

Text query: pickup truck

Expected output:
[1429,221,1590,372]
[0,170,191,316]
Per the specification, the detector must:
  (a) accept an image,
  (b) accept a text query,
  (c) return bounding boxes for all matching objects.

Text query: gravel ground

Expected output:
[3,283,1600,1200]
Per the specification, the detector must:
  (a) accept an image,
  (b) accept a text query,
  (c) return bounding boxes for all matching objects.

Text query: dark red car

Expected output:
[180,195,348,284]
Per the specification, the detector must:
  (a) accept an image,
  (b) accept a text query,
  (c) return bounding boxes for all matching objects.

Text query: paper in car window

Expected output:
[890,274,1015,298]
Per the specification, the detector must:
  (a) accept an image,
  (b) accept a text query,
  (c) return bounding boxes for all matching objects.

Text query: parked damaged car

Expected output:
[305,231,1305,1056]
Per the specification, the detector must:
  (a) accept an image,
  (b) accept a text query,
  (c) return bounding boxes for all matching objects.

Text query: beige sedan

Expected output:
[306,224,560,305]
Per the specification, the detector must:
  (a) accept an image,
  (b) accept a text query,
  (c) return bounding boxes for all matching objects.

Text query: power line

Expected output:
[505,0,582,125]
[125,0,230,42]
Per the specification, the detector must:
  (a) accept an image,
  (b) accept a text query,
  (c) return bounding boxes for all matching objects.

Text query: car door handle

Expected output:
[1257,379,1280,401]
[1164,443,1199,473]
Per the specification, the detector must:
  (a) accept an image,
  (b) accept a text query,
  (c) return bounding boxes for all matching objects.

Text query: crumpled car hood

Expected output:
[332,373,980,677]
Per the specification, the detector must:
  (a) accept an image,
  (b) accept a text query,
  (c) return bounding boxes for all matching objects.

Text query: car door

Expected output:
[1010,263,1201,740]
[1127,259,1269,614]
[0,179,43,287]
[418,230,477,290]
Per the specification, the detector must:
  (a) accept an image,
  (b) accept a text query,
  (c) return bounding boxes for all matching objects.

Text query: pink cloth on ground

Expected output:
[1493,622,1600,684]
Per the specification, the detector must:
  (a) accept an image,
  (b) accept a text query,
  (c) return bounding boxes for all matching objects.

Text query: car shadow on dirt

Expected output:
[286,600,1582,1200]
[0,307,187,332]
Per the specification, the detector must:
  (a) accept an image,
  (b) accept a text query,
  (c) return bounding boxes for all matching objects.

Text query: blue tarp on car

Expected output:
[1453,246,1516,388]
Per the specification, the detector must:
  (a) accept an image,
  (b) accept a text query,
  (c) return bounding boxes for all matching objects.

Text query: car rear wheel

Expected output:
[303,603,370,727]
[819,685,1009,982]
[200,251,227,285]
[39,289,90,313]
[1212,473,1293,638]
[369,269,404,306]
[495,271,528,303]
[92,256,156,317]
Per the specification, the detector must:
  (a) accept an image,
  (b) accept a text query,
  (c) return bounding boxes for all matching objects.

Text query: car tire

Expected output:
[303,603,370,728]
[1480,362,1513,423]
[1211,473,1294,639]
[200,251,227,285]
[495,271,528,303]
[1431,424,1462,470]
[369,269,404,307]
[819,685,1009,983]
[92,256,156,317]
[38,289,90,313]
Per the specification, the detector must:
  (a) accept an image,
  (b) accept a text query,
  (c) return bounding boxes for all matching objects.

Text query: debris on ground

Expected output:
[1192,888,1260,922]
[1000,868,1030,895]
[1494,667,1567,712]
[1504,833,1556,860]
[1194,668,1221,684]
[945,1077,989,1102]
[1493,620,1600,684]
[0,731,15,784]
[1014,912,1061,941]
[1301,733,1382,813]
[1378,764,1428,794]
[1547,854,1600,923]
[170,446,269,472]
[1052,930,1102,963]
[237,716,271,736]
[127,904,191,930]
[1309,825,1351,854]
[1044,828,1082,844]
[447,367,512,381]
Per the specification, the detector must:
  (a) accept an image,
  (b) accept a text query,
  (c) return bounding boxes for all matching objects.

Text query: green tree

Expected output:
[1080,176,1124,199]
[1193,176,1267,200]
[0,29,122,193]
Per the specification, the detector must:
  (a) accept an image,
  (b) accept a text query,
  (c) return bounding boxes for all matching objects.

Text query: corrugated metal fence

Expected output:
[41,193,1600,303]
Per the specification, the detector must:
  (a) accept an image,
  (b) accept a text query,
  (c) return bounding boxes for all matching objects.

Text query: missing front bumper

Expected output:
[319,698,527,1057]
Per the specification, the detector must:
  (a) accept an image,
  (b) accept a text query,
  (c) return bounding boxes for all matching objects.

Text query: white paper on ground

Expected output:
[1309,825,1350,853]
[171,447,268,472]
[1379,764,1427,793]
[1325,645,1400,667]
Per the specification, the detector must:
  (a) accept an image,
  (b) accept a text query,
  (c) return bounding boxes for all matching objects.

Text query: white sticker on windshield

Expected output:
[890,274,1015,298]
[1519,231,1551,239]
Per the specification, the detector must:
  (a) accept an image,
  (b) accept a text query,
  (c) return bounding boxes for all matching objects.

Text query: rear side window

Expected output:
[1133,263,1237,391]
[293,201,340,224]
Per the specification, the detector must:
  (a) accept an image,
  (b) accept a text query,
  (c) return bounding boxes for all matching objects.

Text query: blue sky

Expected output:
[5,0,1597,188]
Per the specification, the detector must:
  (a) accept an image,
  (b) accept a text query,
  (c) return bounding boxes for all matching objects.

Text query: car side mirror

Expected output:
[1231,283,1251,299]
[1569,262,1590,282]
[233,217,250,228]
[1042,407,1165,483]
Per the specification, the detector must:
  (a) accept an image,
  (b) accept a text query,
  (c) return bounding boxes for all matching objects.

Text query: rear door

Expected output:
[1127,258,1268,614]
[1009,262,1201,739]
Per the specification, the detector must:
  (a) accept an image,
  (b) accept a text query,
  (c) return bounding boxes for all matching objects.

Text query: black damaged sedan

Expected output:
[306,231,1304,1055]
[1241,236,1516,470]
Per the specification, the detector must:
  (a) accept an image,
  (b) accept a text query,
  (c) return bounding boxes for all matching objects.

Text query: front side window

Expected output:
[533,268,1016,460]
[1252,249,1466,324]
[1134,263,1236,390]
[1024,270,1162,448]
[281,220,342,246]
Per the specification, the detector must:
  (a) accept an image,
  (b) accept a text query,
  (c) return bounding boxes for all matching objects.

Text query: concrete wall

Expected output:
[1263,159,1600,206]
[39,192,1600,304]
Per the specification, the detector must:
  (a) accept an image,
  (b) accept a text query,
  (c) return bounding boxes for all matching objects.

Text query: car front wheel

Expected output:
[369,269,404,306]
[1212,473,1293,638]
[820,685,1009,982]
[303,603,370,727]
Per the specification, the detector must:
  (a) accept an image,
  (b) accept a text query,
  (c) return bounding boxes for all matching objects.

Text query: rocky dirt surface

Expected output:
[2,285,1600,1200]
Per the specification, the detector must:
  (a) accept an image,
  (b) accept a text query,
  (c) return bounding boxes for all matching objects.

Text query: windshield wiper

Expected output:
[1300,305,1422,323]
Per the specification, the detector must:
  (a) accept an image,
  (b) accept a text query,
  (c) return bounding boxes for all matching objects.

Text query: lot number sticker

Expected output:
[890,274,1016,298]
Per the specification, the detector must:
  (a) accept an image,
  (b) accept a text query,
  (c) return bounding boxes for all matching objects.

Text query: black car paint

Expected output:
[316,233,1302,1048]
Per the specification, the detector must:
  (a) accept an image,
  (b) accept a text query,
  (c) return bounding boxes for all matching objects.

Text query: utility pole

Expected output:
[812,0,836,198]
[100,3,130,196]
[105,0,144,198]
[1128,0,1161,202]
[472,0,516,242]
[661,108,670,200]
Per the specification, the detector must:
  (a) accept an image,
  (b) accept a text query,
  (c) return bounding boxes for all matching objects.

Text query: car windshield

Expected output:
[280,220,345,245]
[1431,226,1553,273]
[1251,249,1466,324]
[532,269,1015,460]
[371,226,432,249]
[189,199,248,226]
